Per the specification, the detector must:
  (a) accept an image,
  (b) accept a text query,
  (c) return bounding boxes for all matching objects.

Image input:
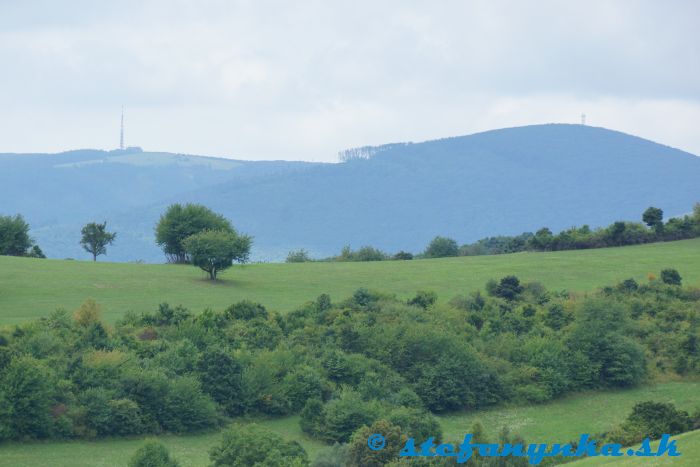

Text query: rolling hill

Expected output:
[2,124,699,262]
[1,237,698,325]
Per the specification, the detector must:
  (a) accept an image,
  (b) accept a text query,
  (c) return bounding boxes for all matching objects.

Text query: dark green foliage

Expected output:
[27,245,46,258]
[393,251,414,260]
[407,290,437,309]
[661,268,682,286]
[347,420,406,467]
[424,236,459,258]
[566,300,647,387]
[0,214,37,256]
[488,275,524,301]
[225,300,268,321]
[643,206,664,231]
[80,221,117,261]
[312,391,380,443]
[618,278,639,292]
[608,401,692,446]
[334,245,388,262]
[155,203,235,263]
[209,423,309,467]
[129,441,180,467]
[197,348,244,416]
[182,229,251,279]
[387,406,442,442]
[0,355,55,439]
[1,273,699,445]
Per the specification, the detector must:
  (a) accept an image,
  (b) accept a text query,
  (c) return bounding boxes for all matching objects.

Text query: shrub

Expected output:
[407,290,438,309]
[609,401,692,445]
[660,268,682,286]
[424,236,459,258]
[209,423,309,466]
[287,249,312,263]
[129,440,180,467]
[347,419,406,467]
[393,251,413,260]
[489,275,524,301]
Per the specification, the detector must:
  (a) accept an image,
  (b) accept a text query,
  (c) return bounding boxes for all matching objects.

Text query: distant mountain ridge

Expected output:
[1,124,699,262]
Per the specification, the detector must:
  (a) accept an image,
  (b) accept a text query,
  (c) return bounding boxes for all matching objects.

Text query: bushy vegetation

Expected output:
[315,203,700,263]
[0,270,698,452]
[0,214,44,258]
[604,401,698,447]
[459,203,700,256]
[128,440,180,467]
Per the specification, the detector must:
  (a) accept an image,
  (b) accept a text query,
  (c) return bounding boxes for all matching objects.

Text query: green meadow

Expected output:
[1,237,699,325]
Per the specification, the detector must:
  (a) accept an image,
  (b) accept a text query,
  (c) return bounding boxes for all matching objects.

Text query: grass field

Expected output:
[1,238,699,324]
[573,430,700,466]
[1,381,697,466]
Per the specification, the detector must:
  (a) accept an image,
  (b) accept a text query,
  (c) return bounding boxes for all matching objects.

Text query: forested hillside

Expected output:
[2,124,699,262]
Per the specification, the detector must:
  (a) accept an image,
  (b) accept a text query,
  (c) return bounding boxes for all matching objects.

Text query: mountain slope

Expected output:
[176,124,700,260]
[1,124,699,262]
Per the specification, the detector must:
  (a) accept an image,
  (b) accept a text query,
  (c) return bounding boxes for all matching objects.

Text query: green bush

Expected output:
[209,424,309,467]
[128,440,179,467]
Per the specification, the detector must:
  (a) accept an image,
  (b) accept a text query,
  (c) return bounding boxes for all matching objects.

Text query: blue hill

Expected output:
[2,124,698,262]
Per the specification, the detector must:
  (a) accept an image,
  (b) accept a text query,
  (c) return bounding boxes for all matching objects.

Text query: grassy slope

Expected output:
[1,382,697,466]
[573,430,700,466]
[1,238,699,324]
[439,381,700,443]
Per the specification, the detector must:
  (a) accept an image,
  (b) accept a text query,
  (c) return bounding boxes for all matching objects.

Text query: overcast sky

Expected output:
[1,0,698,161]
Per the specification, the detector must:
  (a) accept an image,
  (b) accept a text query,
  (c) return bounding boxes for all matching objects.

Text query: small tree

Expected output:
[642,206,664,232]
[182,229,251,280]
[80,221,116,261]
[286,249,311,263]
[128,440,180,467]
[424,236,459,258]
[155,203,233,263]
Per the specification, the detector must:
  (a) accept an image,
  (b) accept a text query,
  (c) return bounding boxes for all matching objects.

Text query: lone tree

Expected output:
[424,236,459,258]
[80,221,116,261]
[155,203,233,263]
[642,206,664,232]
[182,229,251,280]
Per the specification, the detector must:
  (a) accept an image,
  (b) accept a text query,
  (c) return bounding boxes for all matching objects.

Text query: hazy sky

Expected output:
[1,0,699,161]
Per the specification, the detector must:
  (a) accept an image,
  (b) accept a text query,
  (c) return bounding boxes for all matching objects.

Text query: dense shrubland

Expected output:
[0,271,698,454]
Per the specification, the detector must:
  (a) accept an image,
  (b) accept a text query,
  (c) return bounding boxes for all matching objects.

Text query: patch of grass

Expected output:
[573,429,700,466]
[0,416,325,467]
[438,381,700,443]
[1,238,699,324]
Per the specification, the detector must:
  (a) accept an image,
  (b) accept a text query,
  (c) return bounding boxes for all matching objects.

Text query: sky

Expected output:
[1,0,699,162]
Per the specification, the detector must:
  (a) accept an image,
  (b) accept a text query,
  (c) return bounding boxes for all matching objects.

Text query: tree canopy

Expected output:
[182,229,251,280]
[155,204,233,263]
[80,222,117,261]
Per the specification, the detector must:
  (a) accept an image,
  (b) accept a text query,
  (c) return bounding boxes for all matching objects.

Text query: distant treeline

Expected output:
[288,203,700,263]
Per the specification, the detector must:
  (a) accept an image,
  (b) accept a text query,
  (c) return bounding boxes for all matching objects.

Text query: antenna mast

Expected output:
[120,107,125,150]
